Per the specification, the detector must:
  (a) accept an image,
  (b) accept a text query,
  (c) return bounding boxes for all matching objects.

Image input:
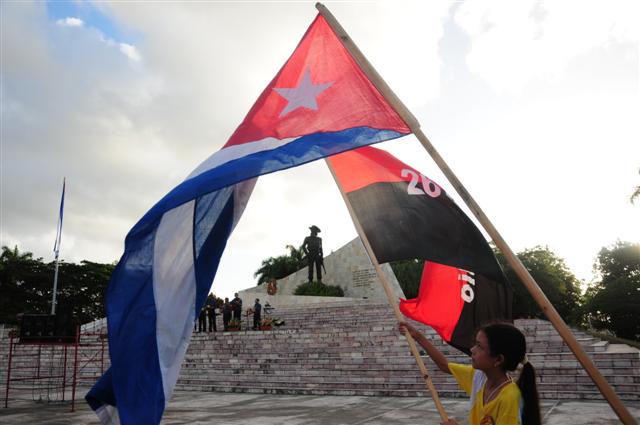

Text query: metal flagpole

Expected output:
[51,178,66,315]
[51,254,60,315]
[315,3,637,424]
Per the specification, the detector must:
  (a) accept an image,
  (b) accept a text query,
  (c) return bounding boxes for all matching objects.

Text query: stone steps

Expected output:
[1,299,639,402]
[174,375,640,392]
[188,329,611,354]
[173,300,639,400]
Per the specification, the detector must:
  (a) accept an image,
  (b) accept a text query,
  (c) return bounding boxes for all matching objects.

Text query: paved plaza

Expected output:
[1,389,639,424]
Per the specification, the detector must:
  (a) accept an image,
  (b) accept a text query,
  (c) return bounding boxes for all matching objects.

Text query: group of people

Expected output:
[196,293,241,332]
[196,293,265,332]
[196,293,219,333]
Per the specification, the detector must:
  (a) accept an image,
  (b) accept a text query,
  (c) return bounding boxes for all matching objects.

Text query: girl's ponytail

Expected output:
[483,323,541,425]
[517,360,541,425]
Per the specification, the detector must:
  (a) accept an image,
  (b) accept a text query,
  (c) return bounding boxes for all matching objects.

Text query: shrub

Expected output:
[294,281,344,297]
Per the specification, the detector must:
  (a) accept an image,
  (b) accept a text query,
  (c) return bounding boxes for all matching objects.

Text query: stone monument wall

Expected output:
[239,237,405,306]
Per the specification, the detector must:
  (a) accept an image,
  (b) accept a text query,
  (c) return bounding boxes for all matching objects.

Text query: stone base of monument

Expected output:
[237,293,361,308]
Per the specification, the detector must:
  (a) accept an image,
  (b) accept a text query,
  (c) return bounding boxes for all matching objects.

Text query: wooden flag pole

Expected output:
[412,129,639,425]
[316,3,637,424]
[325,159,449,423]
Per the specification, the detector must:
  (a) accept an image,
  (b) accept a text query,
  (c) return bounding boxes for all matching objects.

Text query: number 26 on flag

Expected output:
[401,169,442,198]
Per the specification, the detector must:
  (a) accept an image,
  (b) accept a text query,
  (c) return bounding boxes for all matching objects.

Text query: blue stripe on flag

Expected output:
[130,127,404,240]
[87,216,164,424]
[193,187,235,315]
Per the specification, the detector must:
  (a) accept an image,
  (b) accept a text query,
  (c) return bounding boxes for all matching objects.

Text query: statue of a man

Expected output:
[302,225,323,283]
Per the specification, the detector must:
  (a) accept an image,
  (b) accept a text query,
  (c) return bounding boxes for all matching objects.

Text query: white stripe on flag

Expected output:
[153,200,197,402]
[95,405,120,425]
[187,136,296,180]
[231,179,257,232]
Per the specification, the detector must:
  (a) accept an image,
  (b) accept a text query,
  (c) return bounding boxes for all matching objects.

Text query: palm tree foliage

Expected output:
[254,244,306,285]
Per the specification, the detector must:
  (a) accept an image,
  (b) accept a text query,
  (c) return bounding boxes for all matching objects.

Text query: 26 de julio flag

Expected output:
[400,261,511,353]
[327,146,512,353]
[86,14,410,425]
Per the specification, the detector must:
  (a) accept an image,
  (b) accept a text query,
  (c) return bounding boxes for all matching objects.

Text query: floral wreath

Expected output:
[266,279,278,295]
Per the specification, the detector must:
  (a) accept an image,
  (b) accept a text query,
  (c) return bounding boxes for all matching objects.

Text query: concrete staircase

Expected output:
[1,299,638,402]
[175,299,640,401]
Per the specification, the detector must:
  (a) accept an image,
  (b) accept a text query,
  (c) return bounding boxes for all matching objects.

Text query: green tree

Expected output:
[494,246,582,324]
[592,240,640,281]
[390,259,423,299]
[0,245,33,263]
[254,244,306,285]
[0,246,45,323]
[391,247,582,323]
[54,260,115,324]
[0,246,115,325]
[584,241,640,340]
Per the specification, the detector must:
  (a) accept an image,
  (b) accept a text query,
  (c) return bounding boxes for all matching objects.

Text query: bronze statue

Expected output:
[302,225,324,283]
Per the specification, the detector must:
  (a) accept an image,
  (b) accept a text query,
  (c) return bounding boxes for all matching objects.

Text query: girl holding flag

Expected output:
[399,321,541,425]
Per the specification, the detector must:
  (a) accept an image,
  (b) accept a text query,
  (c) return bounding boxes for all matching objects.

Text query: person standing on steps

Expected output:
[231,293,242,321]
[252,298,262,330]
[222,297,232,331]
[205,293,217,332]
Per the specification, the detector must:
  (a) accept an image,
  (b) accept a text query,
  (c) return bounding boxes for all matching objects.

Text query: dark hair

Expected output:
[482,323,541,425]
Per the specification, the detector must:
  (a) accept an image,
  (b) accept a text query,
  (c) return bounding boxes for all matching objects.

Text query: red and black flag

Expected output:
[327,146,512,353]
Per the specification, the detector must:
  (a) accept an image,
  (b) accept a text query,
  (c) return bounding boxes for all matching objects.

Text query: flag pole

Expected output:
[51,254,60,315]
[325,159,449,423]
[316,3,637,424]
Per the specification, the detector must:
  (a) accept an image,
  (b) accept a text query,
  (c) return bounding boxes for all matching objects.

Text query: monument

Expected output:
[238,236,405,307]
[302,225,324,283]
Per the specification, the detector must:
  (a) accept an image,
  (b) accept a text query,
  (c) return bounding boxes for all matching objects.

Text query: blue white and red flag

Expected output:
[86,14,410,425]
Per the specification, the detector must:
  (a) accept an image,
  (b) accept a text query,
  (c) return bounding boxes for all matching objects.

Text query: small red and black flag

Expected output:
[328,146,512,353]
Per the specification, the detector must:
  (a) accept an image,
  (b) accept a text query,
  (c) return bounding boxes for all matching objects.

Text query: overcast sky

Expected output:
[2,1,638,300]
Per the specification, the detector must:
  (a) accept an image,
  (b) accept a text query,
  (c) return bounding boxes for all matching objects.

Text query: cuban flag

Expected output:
[86,14,410,425]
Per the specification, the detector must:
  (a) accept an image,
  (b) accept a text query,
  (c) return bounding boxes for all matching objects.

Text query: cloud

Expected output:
[119,42,141,62]
[454,0,640,93]
[56,17,84,27]
[2,2,166,264]
[2,1,638,300]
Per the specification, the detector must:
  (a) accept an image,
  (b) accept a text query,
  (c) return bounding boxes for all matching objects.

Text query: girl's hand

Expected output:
[398,321,420,339]
[441,420,459,425]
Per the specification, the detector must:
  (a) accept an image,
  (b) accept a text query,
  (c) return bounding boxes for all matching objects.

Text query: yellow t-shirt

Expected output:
[449,363,522,425]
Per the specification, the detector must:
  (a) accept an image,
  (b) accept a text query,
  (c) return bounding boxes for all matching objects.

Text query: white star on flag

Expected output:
[274,69,333,117]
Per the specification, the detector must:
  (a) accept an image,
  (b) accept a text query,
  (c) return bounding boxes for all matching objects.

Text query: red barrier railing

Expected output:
[3,327,107,412]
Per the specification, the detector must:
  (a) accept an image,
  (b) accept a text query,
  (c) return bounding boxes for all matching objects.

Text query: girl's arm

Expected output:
[398,321,451,375]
